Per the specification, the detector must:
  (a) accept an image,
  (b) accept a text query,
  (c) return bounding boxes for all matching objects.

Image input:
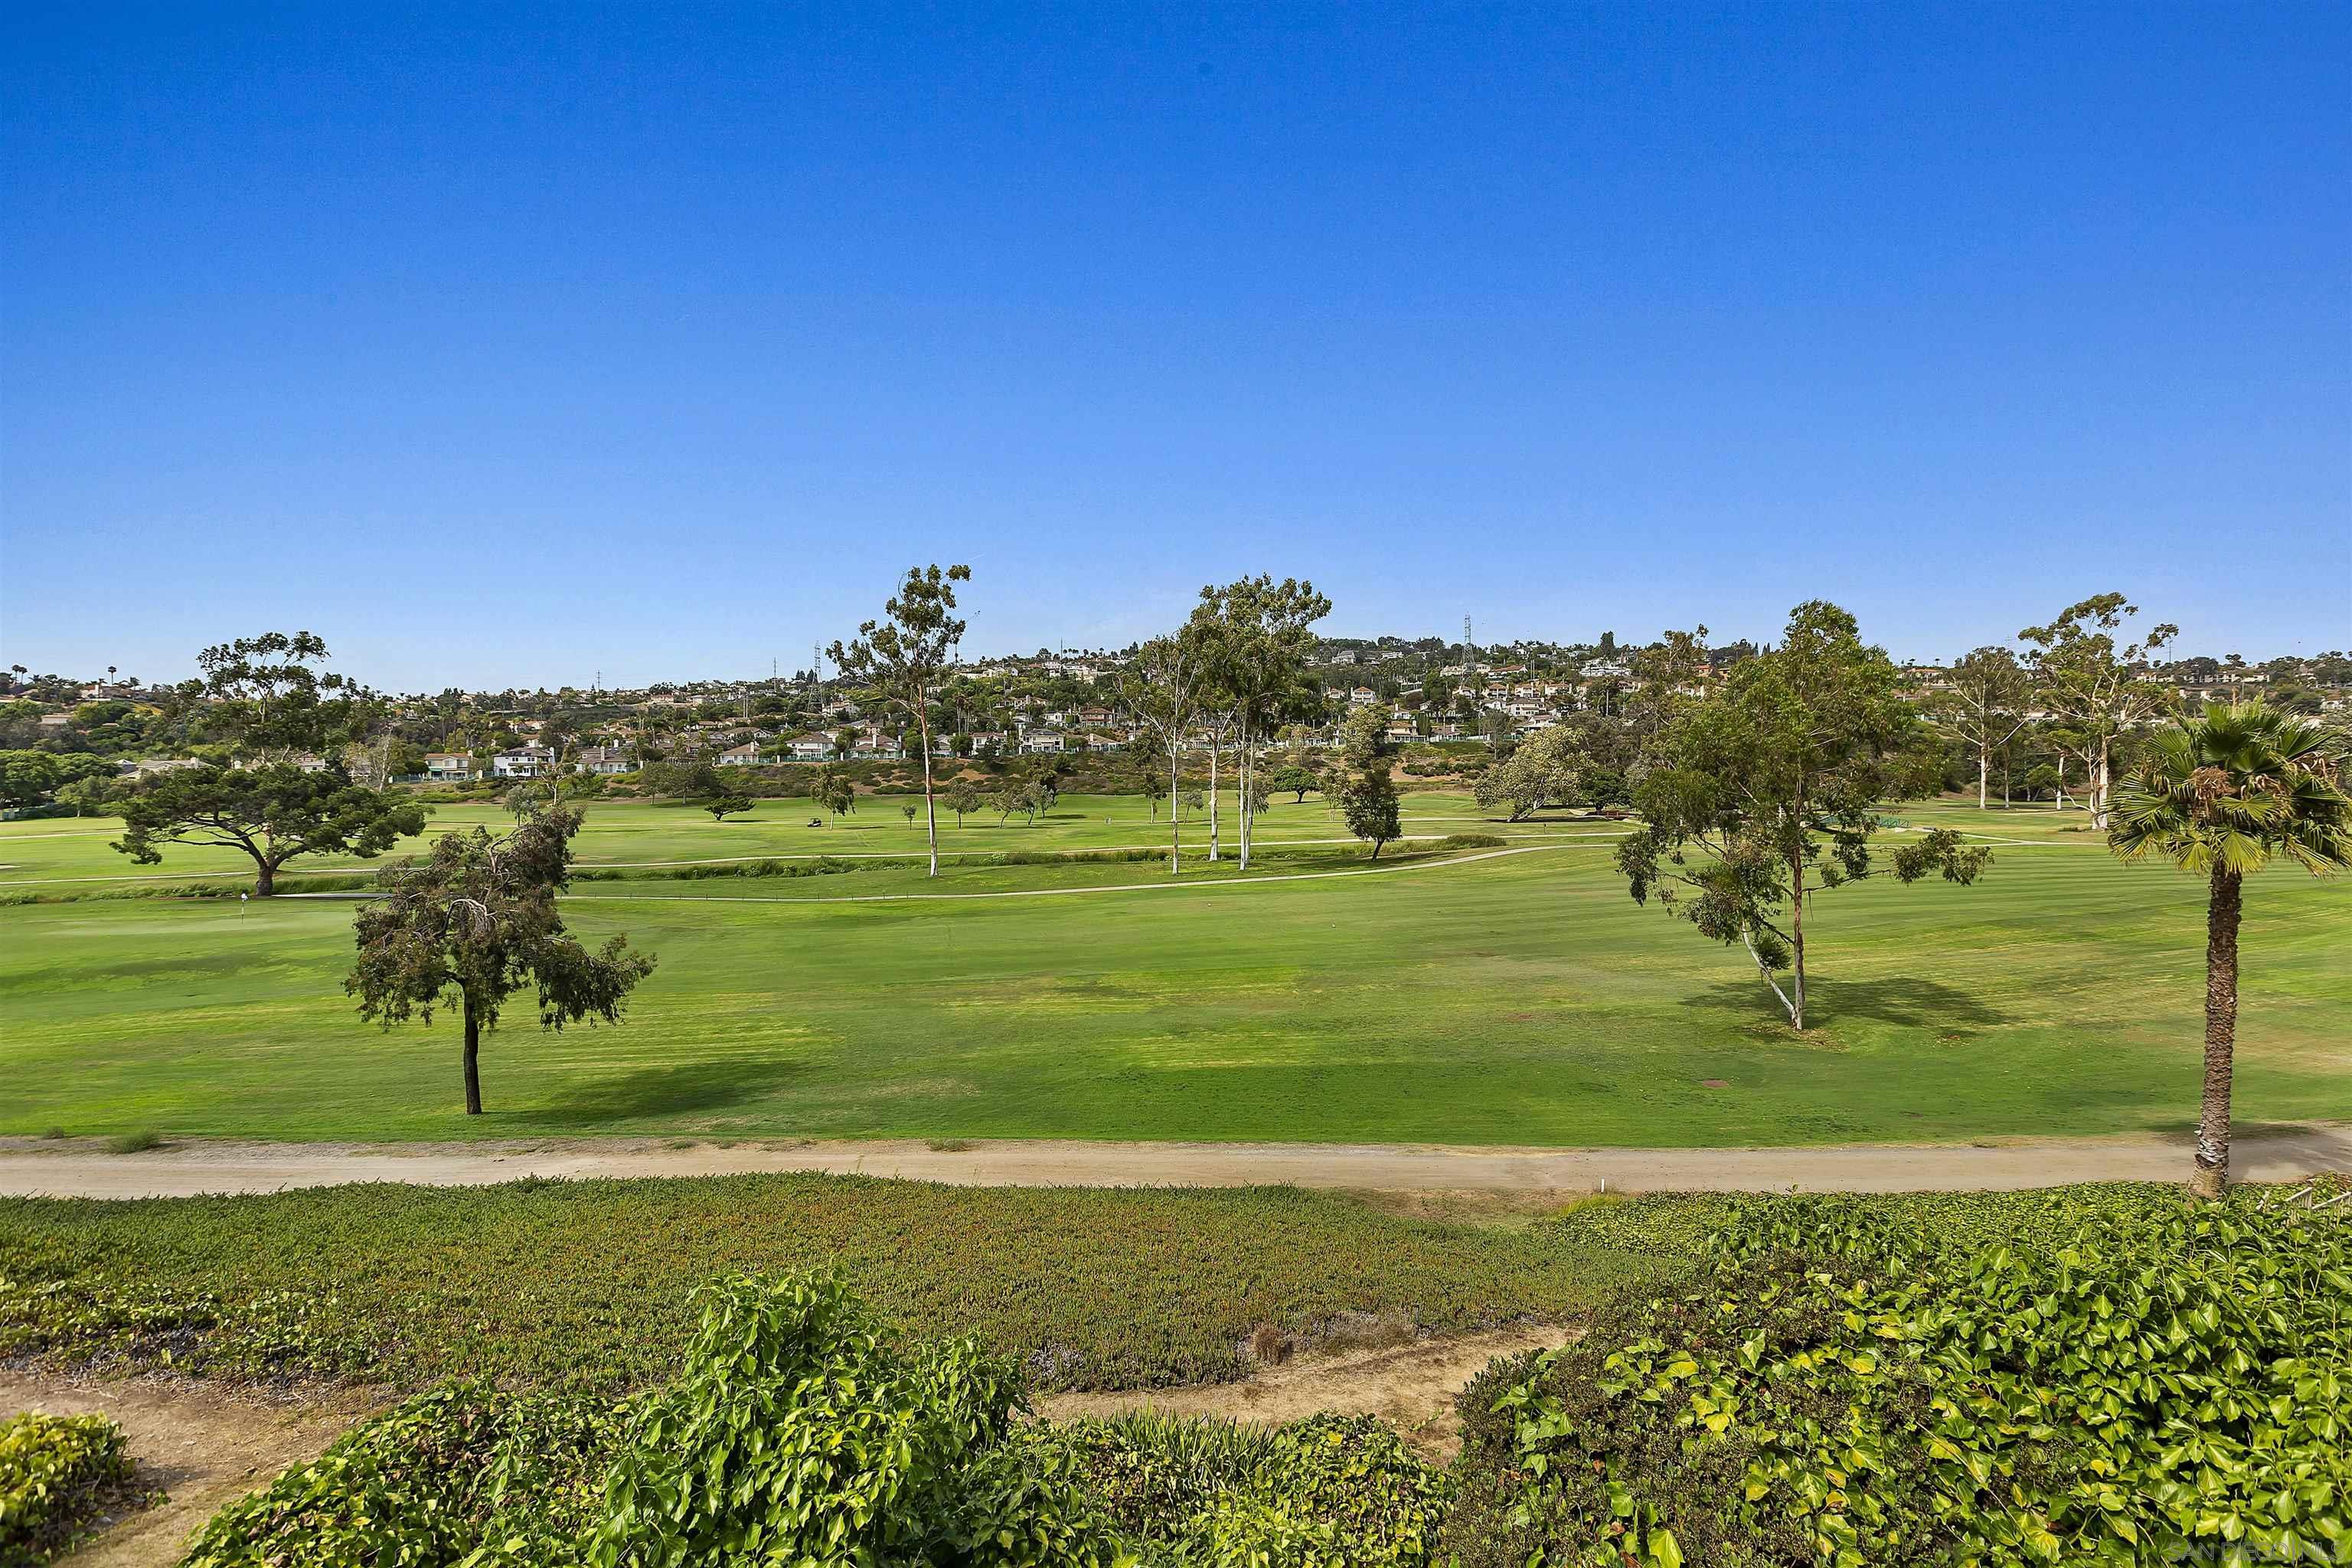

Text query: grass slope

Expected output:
[2,797,2344,1145]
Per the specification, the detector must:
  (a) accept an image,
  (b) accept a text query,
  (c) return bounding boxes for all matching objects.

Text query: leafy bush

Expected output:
[188,1272,1127,1568]
[1449,1184,2352,1566]
[0,1411,134,1567]
[181,1382,618,1568]
[1062,1411,1449,1566]
[596,1271,1125,1568]
[1430,834,1507,851]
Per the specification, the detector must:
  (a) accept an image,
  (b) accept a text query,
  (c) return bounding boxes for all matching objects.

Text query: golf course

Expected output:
[5,790,2344,1145]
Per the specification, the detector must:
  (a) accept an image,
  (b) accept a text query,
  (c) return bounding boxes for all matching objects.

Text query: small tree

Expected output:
[1334,705,1402,859]
[347,805,656,1114]
[706,791,753,823]
[1933,646,2034,811]
[116,763,426,896]
[830,564,972,877]
[946,779,979,827]
[1472,724,1586,822]
[1119,626,1213,872]
[900,802,919,827]
[821,773,857,818]
[2020,594,2177,828]
[1269,763,1318,802]
[2108,704,2350,1197]
[1616,601,1992,1029]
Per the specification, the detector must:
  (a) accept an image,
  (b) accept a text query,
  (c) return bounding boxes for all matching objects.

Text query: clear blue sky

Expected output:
[5,3,2346,691]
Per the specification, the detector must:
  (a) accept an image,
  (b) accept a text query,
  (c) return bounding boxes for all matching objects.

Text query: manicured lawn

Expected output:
[0,791,1557,890]
[2,794,2344,1145]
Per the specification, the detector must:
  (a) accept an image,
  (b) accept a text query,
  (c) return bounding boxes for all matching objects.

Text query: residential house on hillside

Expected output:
[785,733,835,761]
[1019,727,1067,754]
[423,753,476,782]
[574,745,635,775]
[493,744,557,778]
[1348,686,1377,705]
[717,742,765,767]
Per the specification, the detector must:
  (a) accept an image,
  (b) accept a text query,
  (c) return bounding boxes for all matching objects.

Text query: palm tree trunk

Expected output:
[2190,864,2242,1200]
[462,997,483,1116]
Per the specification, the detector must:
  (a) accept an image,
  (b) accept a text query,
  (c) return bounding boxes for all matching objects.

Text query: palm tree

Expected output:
[2108,703,2350,1198]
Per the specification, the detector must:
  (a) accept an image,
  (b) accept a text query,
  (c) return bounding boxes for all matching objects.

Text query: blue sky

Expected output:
[4,3,2346,690]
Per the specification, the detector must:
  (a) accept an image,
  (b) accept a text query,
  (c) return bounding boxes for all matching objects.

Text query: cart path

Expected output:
[2,1125,2343,1200]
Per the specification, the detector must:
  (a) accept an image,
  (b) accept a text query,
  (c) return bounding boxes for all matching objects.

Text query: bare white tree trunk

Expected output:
[1167,743,1182,873]
[1207,738,1220,861]
[1743,933,1800,1026]
[1236,714,1253,871]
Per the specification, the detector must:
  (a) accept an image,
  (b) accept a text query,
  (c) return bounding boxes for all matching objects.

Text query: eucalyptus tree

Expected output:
[348,804,656,1115]
[2108,704,2350,1197]
[1934,647,2034,810]
[830,565,972,877]
[2019,594,2177,828]
[1118,616,1216,872]
[1200,576,1331,871]
[1616,601,1992,1030]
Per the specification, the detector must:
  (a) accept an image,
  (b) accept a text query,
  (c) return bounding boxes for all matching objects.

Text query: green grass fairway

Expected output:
[3,794,2344,1145]
[0,791,1563,891]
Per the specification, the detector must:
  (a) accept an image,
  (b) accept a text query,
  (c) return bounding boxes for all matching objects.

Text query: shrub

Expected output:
[597,1270,1125,1568]
[1430,834,1506,851]
[1061,1410,1449,1566]
[181,1383,617,1568]
[0,1411,135,1567]
[103,1131,160,1155]
[1447,1184,2352,1567]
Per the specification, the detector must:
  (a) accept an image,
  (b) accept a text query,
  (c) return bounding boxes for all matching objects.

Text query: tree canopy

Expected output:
[115,762,426,895]
[1615,600,1991,1029]
[347,803,656,1115]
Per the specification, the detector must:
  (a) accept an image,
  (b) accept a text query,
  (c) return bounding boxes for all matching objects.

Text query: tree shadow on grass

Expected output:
[528,1057,799,1129]
[1684,974,2010,1034]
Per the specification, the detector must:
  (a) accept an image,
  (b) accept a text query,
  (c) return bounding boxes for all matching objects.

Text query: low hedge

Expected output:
[1448,1184,2352,1566]
[0,1411,134,1567]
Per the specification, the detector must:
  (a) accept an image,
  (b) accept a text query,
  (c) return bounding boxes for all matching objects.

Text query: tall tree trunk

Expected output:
[462,997,483,1116]
[2190,865,2242,1200]
[1788,852,1807,1031]
[917,710,939,877]
[253,860,276,897]
[1207,741,1220,861]
[1978,749,1989,811]
[1168,745,1182,874]
[1743,933,1799,1025]
[2092,740,2112,830]
[1237,717,1253,871]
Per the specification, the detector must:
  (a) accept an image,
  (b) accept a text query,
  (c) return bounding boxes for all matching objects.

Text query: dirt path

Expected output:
[3,1125,2344,1200]
[1038,1326,1567,1459]
[0,1369,380,1568]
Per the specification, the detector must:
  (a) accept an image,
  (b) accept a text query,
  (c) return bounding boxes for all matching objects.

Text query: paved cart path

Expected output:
[2,1126,2344,1200]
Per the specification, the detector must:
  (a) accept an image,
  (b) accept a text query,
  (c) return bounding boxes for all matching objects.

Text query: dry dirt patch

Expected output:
[1037,1325,1570,1459]
[0,1369,381,1568]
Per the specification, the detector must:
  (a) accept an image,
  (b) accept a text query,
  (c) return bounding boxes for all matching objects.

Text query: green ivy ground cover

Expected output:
[0,1177,1665,1393]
